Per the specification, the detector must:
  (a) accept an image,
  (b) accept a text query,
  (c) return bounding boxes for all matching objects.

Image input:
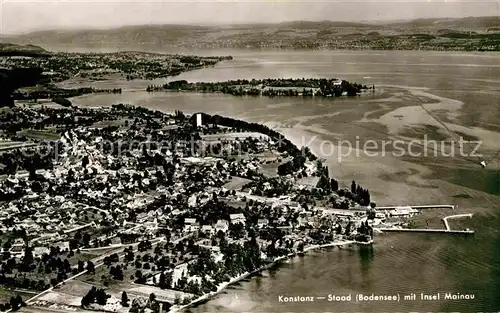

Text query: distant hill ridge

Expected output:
[3,16,499,51]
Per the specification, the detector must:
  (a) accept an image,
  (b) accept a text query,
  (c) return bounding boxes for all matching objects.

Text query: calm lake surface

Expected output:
[49,46,500,312]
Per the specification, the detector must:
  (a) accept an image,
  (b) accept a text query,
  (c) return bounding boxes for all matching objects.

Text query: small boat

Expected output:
[480,161,487,168]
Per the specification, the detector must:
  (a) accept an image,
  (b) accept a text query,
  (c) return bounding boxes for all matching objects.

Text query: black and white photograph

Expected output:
[0,1,499,312]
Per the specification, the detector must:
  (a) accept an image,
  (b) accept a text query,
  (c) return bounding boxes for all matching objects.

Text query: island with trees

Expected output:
[147,78,373,97]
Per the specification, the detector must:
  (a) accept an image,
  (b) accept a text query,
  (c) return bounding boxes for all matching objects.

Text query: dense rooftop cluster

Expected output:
[205,33,500,51]
[0,52,233,82]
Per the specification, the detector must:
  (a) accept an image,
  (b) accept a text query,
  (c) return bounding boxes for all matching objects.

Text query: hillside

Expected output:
[0,43,51,57]
[6,16,500,51]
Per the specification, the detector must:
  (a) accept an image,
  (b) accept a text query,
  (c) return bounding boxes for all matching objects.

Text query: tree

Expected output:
[95,288,108,306]
[135,270,144,283]
[330,178,339,191]
[367,209,376,220]
[81,289,92,307]
[125,250,135,262]
[9,295,23,312]
[111,265,124,280]
[149,293,156,303]
[351,180,356,195]
[52,96,72,107]
[82,155,90,168]
[63,258,71,273]
[21,245,34,271]
[78,260,85,272]
[277,161,294,176]
[121,291,129,307]
[336,224,342,234]
[87,261,95,274]
[158,272,167,289]
[316,175,331,194]
[129,299,142,313]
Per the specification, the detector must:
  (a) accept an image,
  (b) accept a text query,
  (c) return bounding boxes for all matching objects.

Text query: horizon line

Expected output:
[1,15,498,36]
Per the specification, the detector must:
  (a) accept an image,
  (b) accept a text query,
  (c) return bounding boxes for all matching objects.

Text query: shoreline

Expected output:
[23,44,500,54]
[168,240,372,313]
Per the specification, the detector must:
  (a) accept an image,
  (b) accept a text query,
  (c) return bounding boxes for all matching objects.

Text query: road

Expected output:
[0,142,38,152]
[234,191,297,206]
[62,222,94,234]
[73,201,109,217]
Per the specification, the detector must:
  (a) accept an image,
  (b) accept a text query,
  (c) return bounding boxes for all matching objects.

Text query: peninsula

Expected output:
[0,45,233,107]
[0,47,233,82]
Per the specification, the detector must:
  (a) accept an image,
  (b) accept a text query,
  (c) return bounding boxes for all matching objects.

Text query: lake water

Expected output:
[51,46,500,312]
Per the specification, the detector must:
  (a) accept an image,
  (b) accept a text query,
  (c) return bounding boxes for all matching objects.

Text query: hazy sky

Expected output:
[1,0,499,34]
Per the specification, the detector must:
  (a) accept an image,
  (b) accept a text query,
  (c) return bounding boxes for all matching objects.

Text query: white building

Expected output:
[184,218,197,232]
[34,247,50,258]
[214,220,229,233]
[195,113,202,128]
[201,225,215,234]
[390,206,419,218]
[190,222,200,232]
[230,213,246,225]
[257,219,269,228]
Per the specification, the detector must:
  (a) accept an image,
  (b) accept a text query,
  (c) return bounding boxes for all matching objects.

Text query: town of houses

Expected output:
[0,104,418,312]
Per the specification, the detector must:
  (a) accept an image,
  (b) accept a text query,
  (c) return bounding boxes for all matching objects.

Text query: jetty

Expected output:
[375,228,474,235]
[376,204,456,210]
[442,213,473,231]
[375,212,474,236]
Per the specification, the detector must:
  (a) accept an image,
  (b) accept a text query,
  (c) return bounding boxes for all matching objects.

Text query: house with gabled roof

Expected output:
[214,220,229,233]
[230,213,246,225]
